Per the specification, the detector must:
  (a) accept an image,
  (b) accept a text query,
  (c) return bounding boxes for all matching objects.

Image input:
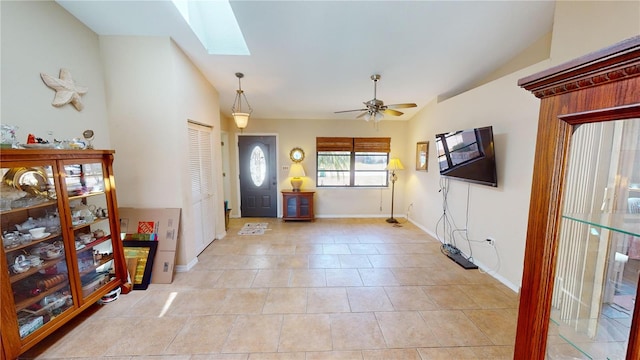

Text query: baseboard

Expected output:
[175,257,198,272]
[408,218,520,294]
[314,214,406,219]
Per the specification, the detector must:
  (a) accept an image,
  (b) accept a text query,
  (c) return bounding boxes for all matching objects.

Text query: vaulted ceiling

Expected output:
[58,1,555,121]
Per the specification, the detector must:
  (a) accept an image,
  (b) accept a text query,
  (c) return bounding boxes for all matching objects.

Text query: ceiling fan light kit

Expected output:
[336,74,417,123]
[364,111,384,122]
[232,72,253,130]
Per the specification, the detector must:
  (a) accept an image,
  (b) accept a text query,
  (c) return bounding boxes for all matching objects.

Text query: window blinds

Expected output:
[316,137,390,153]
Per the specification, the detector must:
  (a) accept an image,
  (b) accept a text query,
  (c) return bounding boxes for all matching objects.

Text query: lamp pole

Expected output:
[386,170,398,223]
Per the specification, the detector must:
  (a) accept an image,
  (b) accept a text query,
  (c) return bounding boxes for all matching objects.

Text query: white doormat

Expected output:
[238,222,269,235]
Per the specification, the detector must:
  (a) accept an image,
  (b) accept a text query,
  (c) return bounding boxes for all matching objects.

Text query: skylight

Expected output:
[172,0,250,55]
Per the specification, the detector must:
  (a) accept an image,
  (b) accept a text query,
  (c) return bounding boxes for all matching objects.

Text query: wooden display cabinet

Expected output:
[282,191,315,221]
[0,150,129,359]
[514,36,640,359]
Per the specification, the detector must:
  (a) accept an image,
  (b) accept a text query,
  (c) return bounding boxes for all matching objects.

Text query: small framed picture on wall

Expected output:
[416,141,428,171]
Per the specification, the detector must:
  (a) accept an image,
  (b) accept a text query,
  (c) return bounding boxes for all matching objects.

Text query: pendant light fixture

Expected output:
[231,72,252,130]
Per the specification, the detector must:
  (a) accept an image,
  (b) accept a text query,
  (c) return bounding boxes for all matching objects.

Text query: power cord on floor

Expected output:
[391,203,413,227]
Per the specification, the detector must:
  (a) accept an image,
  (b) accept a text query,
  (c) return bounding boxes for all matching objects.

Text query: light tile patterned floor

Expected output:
[21,218,518,359]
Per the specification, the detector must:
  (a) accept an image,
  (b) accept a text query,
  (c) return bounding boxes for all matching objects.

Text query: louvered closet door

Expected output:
[188,122,216,254]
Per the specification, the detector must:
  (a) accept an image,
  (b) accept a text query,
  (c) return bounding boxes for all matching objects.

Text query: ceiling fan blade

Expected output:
[383,109,404,116]
[356,111,368,119]
[385,103,417,109]
[335,108,368,114]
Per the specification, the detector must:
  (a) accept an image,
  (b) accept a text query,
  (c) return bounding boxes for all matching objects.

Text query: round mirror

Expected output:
[290,147,305,163]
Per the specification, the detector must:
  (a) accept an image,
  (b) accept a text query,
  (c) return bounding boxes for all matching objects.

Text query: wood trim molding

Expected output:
[518,36,640,98]
[558,103,640,125]
[515,35,640,360]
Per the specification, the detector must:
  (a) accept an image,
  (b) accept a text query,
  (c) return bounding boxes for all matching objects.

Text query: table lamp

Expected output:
[288,163,306,191]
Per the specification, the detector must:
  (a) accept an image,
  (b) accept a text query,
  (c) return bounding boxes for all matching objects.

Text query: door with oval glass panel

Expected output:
[238,135,277,217]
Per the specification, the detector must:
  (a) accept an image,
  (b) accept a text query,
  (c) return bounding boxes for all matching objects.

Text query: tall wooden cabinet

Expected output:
[515,36,640,359]
[1,150,129,359]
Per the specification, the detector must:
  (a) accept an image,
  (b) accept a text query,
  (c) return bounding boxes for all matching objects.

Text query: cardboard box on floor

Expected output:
[119,208,181,284]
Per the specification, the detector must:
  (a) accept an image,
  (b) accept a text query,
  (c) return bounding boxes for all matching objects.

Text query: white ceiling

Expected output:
[57,0,555,122]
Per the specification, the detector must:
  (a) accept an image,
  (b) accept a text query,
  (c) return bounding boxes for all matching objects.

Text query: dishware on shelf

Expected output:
[1,124,17,148]
[15,217,37,233]
[3,232,20,248]
[26,255,43,267]
[12,255,31,273]
[29,227,46,239]
[78,233,92,244]
[20,233,33,243]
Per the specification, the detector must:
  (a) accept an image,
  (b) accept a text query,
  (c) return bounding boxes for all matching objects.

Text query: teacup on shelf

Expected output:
[45,248,62,259]
[12,255,31,273]
[78,233,92,244]
[2,232,20,248]
[27,255,43,267]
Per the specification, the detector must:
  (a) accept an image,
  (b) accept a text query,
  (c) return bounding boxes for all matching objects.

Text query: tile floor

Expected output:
[21,218,519,359]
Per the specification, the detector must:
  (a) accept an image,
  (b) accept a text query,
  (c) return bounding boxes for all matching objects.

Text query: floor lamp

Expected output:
[386,158,404,223]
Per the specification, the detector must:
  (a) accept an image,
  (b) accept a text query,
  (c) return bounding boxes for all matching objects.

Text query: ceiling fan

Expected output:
[335,74,417,122]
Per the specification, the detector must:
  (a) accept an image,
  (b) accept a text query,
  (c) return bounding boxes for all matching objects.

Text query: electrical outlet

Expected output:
[486,237,495,246]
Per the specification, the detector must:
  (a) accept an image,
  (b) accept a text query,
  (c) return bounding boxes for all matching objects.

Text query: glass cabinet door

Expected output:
[62,161,115,300]
[1,164,74,340]
[286,196,297,217]
[299,196,310,217]
[546,119,640,359]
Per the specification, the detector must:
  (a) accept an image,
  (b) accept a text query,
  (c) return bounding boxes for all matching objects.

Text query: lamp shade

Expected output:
[289,163,306,191]
[364,111,384,123]
[288,163,306,178]
[386,158,404,171]
[233,112,250,129]
[231,73,252,130]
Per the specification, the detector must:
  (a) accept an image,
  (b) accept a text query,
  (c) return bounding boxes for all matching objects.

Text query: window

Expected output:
[316,137,390,187]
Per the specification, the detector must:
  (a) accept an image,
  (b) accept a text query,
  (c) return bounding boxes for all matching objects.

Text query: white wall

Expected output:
[403,1,640,291]
[1,0,111,147]
[405,67,544,291]
[99,37,179,205]
[170,40,225,244]
[100,36,223,268]
[1,0,226,270]
[550,1,640,63]
[227,119,409,219]
[4,0,638,285]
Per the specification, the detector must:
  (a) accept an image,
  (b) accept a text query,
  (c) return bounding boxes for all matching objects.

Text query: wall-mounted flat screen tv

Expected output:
[435,125,498,187]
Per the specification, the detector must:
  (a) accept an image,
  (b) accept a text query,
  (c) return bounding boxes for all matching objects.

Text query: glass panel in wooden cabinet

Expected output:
[62,162,115,299]
[1,164,74,340]
[546,119,640,360]
[286,196,297,216]
[299,197,310,217]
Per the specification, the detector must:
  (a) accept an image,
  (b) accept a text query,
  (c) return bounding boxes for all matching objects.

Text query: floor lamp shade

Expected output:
[385,158,404,223]
[289,163,306,191]
[386,158,404,171]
